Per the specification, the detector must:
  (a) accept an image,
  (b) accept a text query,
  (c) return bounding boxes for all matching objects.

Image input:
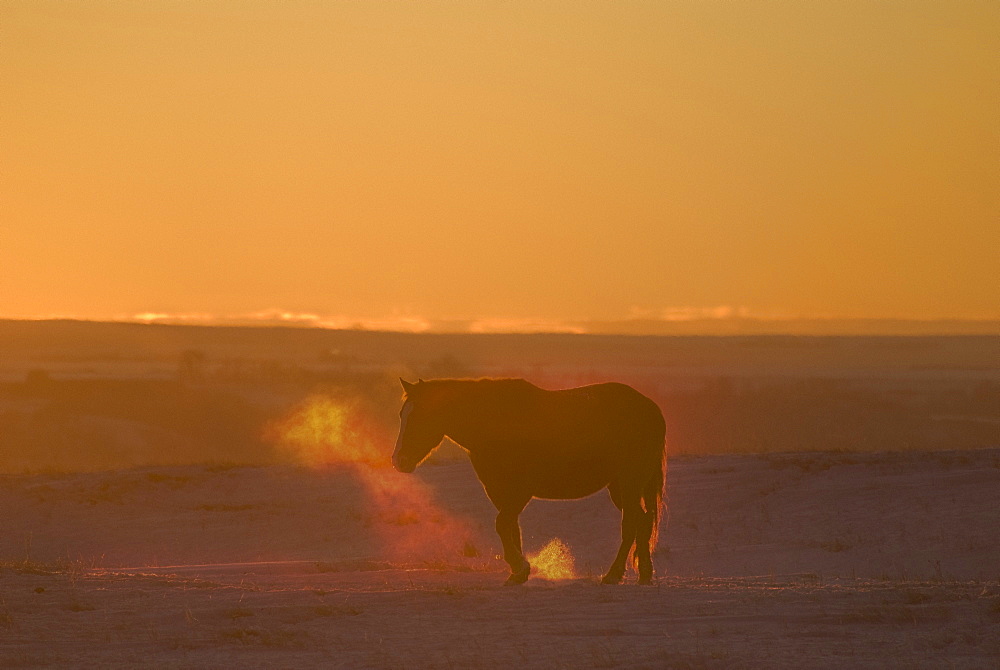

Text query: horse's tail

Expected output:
[642,436,667,559]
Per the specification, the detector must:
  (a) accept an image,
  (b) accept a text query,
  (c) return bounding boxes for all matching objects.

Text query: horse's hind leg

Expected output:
[633,509,655,584]
[495,496,531,585]
[602,484,640,585]
[603,506,641,584]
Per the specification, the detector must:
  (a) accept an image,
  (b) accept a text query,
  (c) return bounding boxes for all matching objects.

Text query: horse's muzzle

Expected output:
[392,456,415,473]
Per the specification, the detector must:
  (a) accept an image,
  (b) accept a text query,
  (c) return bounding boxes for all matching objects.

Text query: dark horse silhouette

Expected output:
[392,378,666,585]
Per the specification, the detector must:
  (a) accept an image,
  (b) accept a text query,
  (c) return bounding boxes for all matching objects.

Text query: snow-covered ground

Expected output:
[2,448,998,668]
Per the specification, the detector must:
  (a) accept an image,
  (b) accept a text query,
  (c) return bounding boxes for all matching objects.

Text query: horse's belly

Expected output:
[527,462,610,500]
[531,480,607,500]
[470,439,620,501]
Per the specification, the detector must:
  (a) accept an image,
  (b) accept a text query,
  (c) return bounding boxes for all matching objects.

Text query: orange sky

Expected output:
[3,2,998,332]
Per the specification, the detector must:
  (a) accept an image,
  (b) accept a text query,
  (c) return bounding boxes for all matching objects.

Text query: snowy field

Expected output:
[2,448,998,668]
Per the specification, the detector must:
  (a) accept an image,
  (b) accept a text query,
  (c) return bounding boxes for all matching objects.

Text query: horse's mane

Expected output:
[453,377,538,391]
[435,377,536,387]
[405,377,539,398]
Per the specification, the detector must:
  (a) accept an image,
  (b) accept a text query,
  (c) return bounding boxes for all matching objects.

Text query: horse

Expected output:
[391,378,667,585]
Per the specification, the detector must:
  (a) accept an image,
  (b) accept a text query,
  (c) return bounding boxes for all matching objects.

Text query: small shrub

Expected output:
[195,503,255,512]
[225,607,254,620]
[218,628,306,648]
[145,473,191,488]
[819,538,852,553]
[66,600,97,612]
[314,604,361,617]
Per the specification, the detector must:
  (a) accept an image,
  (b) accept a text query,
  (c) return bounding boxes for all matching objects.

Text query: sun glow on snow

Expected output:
[528,538,576,580]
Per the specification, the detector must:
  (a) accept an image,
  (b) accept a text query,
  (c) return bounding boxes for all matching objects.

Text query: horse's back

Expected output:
[552,382,665,442]
[509,381,665,463]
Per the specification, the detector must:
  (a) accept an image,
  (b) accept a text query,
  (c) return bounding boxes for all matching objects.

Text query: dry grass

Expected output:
[224,607,254,620]
[194,503,256,512]
[817,538,854,553]
[0,558,81,576]
[217,627,307,648]
[145,472,192,488]
[842,603,953,625]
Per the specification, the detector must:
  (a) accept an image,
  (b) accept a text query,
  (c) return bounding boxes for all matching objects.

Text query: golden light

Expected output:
[266,395,487,565]
[267,395,381,467]
[528,538,576,581]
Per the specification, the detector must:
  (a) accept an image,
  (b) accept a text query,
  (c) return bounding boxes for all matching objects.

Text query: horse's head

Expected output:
[392,378,447,473]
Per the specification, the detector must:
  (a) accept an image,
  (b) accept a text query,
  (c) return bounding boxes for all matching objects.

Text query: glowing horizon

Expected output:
[3,2,997,329]
[3,308,999,337]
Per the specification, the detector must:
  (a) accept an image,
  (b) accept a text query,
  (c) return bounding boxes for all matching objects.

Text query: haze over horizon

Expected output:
[4,2,998,333]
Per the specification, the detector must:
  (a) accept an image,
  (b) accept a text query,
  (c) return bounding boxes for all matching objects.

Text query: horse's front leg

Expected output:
[495,500,531,585]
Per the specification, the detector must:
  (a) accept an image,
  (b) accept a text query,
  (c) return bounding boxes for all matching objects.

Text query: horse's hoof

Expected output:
[504,570,530,585]
[637,575,654,585]
[504,561,531,585]
[601,572,623,585]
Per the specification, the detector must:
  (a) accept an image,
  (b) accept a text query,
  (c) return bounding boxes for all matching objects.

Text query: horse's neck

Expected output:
[440,390,500,450]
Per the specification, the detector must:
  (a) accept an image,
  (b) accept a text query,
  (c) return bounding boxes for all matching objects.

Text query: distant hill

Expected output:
[1,318,998,377]
[577,317,1000,336]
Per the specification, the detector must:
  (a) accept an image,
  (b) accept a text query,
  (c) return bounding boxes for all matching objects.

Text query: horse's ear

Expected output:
[400,378,415,393]
[417,378,425,384]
